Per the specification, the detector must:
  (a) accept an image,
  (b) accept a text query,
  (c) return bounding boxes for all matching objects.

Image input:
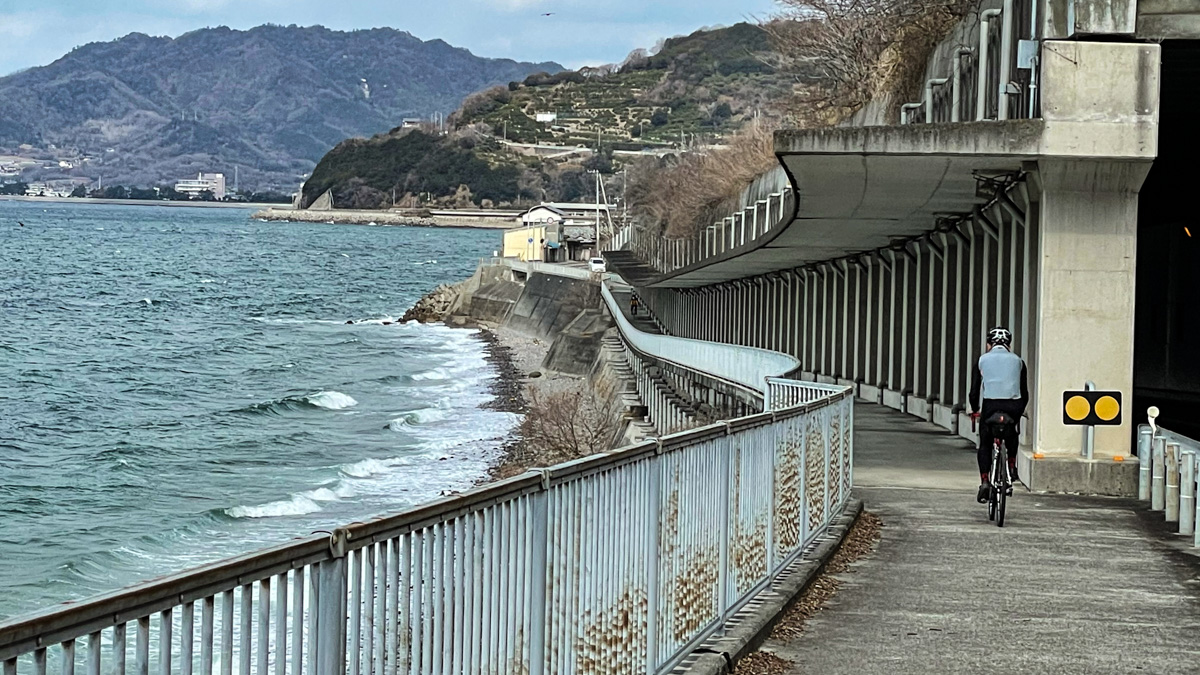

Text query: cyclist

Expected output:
[970,327,1029,503]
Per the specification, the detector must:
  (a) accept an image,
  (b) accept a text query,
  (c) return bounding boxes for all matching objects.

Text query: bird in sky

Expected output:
[542,12,555,16]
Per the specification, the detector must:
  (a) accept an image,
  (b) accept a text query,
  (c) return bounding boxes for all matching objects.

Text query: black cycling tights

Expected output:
[977,400,1023,475]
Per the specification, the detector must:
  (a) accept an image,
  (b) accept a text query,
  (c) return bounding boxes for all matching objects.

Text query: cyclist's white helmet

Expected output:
[987,327,1012,347]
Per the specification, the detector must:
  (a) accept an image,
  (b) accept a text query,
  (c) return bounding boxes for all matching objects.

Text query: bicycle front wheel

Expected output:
[988,488,997,521]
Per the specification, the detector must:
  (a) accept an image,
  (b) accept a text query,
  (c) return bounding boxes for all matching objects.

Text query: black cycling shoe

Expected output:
[977,483,990,504]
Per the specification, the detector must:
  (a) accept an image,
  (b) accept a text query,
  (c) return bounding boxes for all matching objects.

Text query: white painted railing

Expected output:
[1138,424,1200,545]
[628,168,795,276]
[601,282,800,396]
[765,378,849,411]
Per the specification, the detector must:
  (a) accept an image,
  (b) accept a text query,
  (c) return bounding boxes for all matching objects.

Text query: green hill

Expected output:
[303,22,798,209]
[459,22,790,147]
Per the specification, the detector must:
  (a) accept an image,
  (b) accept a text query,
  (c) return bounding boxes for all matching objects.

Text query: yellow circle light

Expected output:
[1094,395,1120,421]
[1065,395,1091,421]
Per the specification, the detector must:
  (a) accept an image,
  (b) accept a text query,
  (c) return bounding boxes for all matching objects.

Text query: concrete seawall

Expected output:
[252,207,517,230]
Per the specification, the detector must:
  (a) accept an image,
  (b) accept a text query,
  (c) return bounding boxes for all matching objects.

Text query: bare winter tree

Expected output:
[768,0,974,123]
[513,388,620,466]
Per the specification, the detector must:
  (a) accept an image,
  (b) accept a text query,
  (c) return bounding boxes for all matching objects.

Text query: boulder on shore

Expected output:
[402,284,461,323]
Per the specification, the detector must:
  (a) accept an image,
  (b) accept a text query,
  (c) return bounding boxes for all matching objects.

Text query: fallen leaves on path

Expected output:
[735,511,883,673]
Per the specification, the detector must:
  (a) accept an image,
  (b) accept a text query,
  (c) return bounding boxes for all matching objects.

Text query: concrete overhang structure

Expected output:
[642,40,1158,290]
[624,39,1161,495]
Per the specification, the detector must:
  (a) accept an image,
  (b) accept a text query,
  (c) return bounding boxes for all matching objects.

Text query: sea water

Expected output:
[0,201,515,620]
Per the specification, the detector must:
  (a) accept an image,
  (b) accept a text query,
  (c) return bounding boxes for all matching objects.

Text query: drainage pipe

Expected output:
[925,78,949,123]
[900,103,923,125]
[977,8,1003,121]
[951,48,973,122]
[998,0,1015,120]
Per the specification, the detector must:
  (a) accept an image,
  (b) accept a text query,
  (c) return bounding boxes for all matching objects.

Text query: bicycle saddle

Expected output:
[985,411,1016,431]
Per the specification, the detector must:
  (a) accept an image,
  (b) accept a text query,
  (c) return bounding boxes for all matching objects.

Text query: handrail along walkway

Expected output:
[0,263,853,675]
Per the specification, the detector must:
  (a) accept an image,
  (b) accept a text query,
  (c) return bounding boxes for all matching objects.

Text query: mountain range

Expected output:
[0,25,562,190]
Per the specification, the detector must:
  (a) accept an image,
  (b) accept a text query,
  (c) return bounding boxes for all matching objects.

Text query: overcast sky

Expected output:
[0,0,779,76]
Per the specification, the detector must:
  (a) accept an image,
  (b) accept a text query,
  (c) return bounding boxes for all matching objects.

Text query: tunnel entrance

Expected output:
[1135,40,1200,438]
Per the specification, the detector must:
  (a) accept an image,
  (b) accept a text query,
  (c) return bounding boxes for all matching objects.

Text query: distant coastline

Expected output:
[1,195,291,210]
[252,207,518,230]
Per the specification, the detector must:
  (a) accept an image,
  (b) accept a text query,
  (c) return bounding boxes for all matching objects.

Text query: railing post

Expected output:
[1180,450,1195,536]
[528,486,550,675]
[1138,426,1152,501]
[1167,442,1181,523]
[645,457,662,672]
[316,533,349,675]
[1152,434,1166,511]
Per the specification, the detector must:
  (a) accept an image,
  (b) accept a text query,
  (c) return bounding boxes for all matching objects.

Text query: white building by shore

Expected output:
[175,173,226,200]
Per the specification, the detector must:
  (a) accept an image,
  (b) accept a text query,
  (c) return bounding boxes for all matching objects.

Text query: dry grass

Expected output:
[767,0,975,124]
[627,122,779,240]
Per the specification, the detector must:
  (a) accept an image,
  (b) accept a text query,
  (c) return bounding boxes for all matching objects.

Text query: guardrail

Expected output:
[485,257,605,282]
[766,378,849,411]
[1,284,852,675]
[601,282,800,397]
[628,169,795,277]
[1138,424,1200,545]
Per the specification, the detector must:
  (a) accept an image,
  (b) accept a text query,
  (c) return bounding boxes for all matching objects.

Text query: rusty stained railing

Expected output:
[0,395,853,675]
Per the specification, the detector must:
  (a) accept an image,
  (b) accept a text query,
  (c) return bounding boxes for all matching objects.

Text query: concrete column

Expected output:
[864,260,874,386]
[801,271,810,371]
[887,252,898,392]
[840,262,850,381]
[876,258,886,387]
[853,262,863,383]
[1031,159,1149,461]
[793,271,803,361]
[820,266,829,376]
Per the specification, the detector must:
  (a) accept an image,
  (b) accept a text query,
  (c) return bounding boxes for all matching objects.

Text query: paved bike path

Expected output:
[759,404,1200,674]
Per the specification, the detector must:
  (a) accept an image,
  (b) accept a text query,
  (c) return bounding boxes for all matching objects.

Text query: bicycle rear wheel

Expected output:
[988,487,997,521]
[997,486,1007,527]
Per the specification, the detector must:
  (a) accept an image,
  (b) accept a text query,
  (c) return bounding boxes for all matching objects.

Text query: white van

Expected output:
[589,257,607,273]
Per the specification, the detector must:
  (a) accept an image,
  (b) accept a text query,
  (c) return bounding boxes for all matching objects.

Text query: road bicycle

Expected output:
[973,411,1017,527]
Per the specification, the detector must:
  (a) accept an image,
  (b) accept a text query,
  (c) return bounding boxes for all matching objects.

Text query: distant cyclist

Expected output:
[970,327,1029,503]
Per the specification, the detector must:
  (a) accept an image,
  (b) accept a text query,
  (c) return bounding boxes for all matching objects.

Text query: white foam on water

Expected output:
[411,368,450,381]
[340,458,393,478]
[225,482,354,519]
[304,391,357,410]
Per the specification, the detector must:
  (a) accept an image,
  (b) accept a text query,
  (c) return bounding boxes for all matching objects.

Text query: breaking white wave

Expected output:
[305,391,357,410]
[225,482,355,519]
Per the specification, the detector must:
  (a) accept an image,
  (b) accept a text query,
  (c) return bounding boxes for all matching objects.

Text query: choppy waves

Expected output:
[235,390,358,415]
[225,482,356,519]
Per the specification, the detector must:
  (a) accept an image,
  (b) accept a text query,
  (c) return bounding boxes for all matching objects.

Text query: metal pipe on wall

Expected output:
[977,8,1002,121]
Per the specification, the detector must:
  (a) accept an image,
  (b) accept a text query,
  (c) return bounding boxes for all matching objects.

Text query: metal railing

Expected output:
[1138,424,1200,545]
[765,378,849,411]
[627,169,795,277]
[1,282,852,675]
[487,257,603,282]
[601,282,800,397]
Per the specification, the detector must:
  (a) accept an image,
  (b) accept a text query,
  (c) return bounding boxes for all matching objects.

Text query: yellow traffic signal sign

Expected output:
[1062,390,1122,426]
